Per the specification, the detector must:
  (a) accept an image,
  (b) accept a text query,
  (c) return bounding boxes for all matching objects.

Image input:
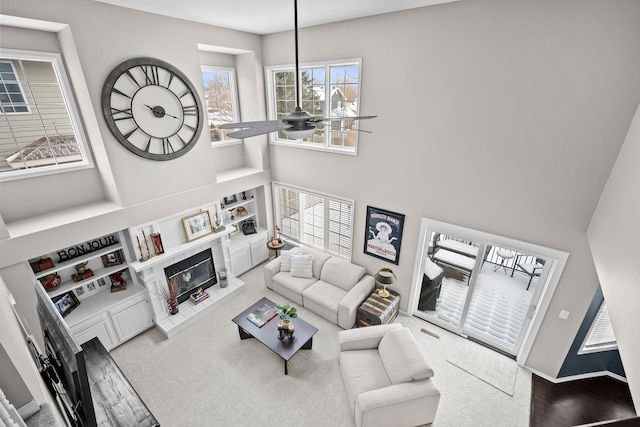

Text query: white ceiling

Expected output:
[94,0,458,35]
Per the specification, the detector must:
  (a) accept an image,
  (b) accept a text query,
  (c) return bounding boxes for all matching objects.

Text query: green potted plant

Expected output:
[275,303,297,340]
[274,303,297,320]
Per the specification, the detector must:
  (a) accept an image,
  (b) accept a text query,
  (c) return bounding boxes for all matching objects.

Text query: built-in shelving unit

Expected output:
[27,231,153,350]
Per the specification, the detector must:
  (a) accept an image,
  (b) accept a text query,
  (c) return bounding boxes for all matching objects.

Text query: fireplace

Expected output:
[164,249,217,304]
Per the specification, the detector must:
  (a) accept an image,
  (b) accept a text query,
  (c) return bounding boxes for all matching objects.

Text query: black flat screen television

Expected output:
[34,282,96,426]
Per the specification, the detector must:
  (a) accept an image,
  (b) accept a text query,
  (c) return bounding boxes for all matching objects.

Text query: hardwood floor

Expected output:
[530,374,637,426]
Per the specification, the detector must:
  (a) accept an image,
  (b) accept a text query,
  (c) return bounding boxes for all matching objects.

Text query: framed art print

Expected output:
[364,206,405,265]
[52,291,80,318]
[182,211,214,242]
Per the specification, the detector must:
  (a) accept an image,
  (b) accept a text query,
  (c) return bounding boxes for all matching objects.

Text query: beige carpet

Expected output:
[447,344,518,396]
[110,262,532,426]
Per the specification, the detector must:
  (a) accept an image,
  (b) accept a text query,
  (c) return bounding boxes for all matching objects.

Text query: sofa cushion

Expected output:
[299,246,331,278]
[302,280,347,324]
[280,247,303,272]
[340,349,391,408]
[271,272,317,306]
[290,254,313,278]
[320,257,366,292]
[378,328,434,384]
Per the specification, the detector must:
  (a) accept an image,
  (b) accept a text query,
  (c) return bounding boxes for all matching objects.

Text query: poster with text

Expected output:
[364,206,405,265]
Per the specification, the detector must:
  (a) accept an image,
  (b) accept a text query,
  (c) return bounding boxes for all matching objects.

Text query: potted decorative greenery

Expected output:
[275,303,297,340]
[275,303,297,320]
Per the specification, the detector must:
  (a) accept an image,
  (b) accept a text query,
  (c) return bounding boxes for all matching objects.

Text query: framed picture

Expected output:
[224,194,237,205]
[97,278,107,287]
[75,286,85,296]
[364,206,405,265]
[101,250,123,267]
[87,282,96,291]
[52,291,80,318]
[182,211,214,242]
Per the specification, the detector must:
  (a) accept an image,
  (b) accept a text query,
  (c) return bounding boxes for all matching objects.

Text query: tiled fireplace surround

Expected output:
[133,235,245,338]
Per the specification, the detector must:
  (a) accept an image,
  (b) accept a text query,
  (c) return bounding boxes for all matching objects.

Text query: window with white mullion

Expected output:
[301,194,325,248]
[579,301,617,354]
[273,182,354,259]
[328,200,353,258]
[1,50,91,180]
[265,59,363,154]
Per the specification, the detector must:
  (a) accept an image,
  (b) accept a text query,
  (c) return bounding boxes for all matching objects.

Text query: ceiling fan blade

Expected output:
[311,115,378,123]
[320,123,373,134]
[223,121,292,139]
[218,119,282,129]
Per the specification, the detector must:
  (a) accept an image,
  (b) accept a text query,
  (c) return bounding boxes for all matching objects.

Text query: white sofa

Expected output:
[338,324,441,427]
[263,245,375,329]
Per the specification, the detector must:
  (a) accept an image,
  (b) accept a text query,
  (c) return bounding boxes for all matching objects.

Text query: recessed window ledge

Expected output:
[4,200,122,239]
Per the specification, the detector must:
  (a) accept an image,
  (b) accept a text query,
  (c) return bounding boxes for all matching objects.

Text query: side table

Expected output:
[357,290,400,327]
[267,241,285,257]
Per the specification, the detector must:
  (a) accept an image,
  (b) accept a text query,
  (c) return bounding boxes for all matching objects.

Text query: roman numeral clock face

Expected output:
[101,57,203,160]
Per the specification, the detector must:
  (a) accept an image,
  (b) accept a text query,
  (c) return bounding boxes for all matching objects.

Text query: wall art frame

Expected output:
[52,291,80,318]
[182,211,214,242]
[364,206,405,265]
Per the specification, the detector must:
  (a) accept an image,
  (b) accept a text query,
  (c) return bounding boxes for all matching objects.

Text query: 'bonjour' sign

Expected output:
[56,234,119,262]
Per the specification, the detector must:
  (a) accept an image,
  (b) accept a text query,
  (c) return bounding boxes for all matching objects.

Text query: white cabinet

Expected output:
[229,242,253,276]
[110,293,154,342]
[250,237,269,265]
[71,312,117,350]
[227,229,268,276]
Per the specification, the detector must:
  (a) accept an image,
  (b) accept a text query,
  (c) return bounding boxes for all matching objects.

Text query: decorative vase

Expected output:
[218,270,228,288]
[168,299,179,315]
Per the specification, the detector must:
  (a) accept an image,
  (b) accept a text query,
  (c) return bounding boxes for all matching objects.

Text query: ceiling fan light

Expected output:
[283,128,315,140]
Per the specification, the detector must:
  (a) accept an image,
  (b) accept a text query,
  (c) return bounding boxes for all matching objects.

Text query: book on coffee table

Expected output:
[246,303,277,327]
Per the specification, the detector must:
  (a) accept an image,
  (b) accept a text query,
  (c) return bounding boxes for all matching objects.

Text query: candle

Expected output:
[142,230,146,241]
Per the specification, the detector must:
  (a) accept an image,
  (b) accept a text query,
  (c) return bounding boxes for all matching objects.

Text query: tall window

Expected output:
[266,59,363,154]
[273,182,354,259]
[579,301,618,354]
[0,49,91,181]
[201,66,240,145]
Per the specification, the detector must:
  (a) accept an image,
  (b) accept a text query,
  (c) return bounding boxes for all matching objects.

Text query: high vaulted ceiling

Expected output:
[94,0,458,35]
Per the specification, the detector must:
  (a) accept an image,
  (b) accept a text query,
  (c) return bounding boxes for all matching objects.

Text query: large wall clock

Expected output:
[101,57,203,161]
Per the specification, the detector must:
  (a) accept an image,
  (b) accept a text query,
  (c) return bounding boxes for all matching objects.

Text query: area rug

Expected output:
[447,344,518,396]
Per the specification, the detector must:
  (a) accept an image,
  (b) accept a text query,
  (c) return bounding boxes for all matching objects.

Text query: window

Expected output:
[273,182,354,259]
[201,66,240,145]
[579,301,618,354]
[0,62,29,113]
[266,59,363,154]
[0,49,91,181]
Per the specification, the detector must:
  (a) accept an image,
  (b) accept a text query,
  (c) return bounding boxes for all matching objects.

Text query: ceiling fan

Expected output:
[219,0,376,140]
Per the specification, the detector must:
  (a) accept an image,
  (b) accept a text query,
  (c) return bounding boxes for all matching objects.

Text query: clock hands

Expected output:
[142,103,181,120]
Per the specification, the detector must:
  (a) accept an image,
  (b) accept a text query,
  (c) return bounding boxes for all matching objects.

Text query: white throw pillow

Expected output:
[280,247,303,272]
[289,254,313,278]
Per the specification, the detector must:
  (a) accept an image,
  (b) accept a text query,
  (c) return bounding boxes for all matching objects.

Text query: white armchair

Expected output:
[338,324,441,427]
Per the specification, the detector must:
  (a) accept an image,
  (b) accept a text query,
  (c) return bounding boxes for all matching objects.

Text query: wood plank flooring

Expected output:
[530,374,637,426]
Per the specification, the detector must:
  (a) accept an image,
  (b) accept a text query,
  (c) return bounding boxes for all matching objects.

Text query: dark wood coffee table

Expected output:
[231,297,318,375]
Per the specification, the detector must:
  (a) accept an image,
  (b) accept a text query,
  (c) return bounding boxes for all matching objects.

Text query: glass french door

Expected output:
[410,221,562,358]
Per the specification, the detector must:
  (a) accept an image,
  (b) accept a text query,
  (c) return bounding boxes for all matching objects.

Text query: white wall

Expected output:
[587,103,640,409]
[263,0,640,380]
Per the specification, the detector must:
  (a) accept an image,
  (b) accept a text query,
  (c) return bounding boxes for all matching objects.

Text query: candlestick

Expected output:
[137,235,147,262]
[143,231,153,259]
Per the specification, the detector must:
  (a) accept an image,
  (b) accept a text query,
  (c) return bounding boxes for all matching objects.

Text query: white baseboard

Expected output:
[18,399,39,420]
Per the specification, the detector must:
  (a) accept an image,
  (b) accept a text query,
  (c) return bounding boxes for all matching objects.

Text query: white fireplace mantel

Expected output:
[133,228,244,338]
